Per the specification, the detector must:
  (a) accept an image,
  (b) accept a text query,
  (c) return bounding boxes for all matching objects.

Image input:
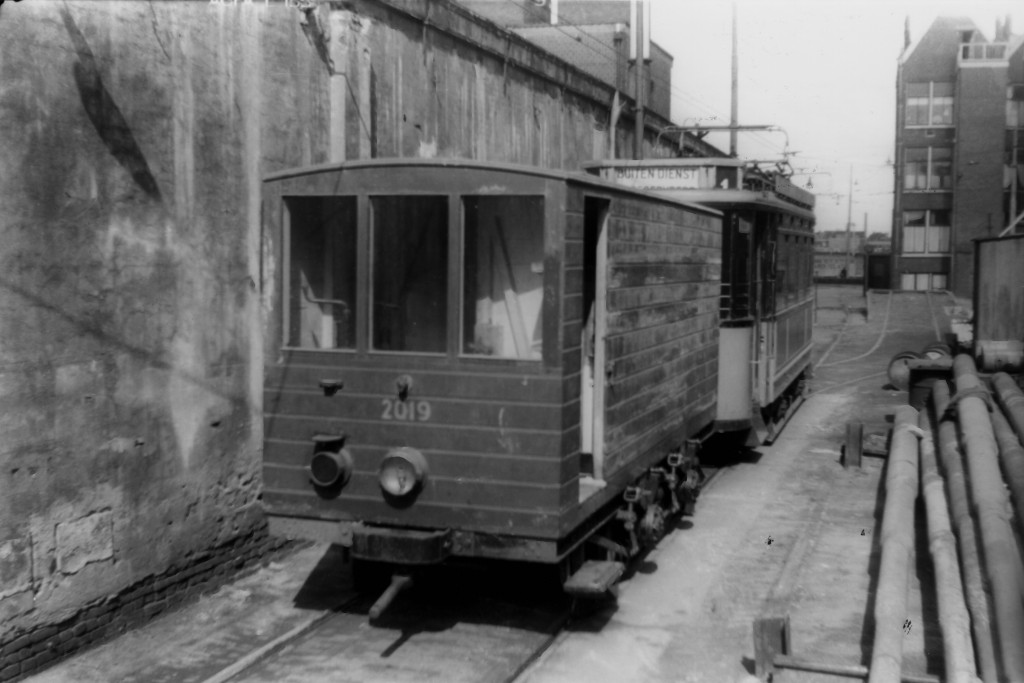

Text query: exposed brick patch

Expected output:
[0,524,294,682]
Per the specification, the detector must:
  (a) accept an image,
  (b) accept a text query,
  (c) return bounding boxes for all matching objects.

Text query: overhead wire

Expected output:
[497,0,790,158]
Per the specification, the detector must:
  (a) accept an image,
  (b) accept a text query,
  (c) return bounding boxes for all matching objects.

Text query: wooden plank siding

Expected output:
[974,235,1024,344]
[560,185,721,503]
[262,163,573,539]
[263,161,722,551]
[263,362,567,536]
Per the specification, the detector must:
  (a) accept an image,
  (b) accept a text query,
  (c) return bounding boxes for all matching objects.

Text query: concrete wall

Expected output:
[0,0,670,652]
[0,0,328,639]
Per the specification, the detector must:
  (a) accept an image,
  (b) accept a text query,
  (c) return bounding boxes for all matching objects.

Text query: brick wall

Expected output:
[0,525,293,683]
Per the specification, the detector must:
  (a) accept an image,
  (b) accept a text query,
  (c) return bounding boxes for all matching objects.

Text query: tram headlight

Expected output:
[309,447,353,488]
[378,447,428,498]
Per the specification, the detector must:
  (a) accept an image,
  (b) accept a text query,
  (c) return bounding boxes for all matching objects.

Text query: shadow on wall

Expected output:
[59,5,162,202]
[0,274,248,409]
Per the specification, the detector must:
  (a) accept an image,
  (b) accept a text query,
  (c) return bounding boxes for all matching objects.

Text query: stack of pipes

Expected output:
[871,355,1024,683]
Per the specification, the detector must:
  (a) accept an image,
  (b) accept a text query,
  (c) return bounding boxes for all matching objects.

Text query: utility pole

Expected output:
[845,164,853,277]
[863,211,868,280]
[730,2,738,157]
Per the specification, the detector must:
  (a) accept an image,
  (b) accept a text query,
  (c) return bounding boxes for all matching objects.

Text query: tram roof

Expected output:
[263,157,722,218]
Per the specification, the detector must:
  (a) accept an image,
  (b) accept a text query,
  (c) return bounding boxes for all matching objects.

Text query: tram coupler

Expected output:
[368,573,413,620]
[667,443,704,515]
[617,487,641,556]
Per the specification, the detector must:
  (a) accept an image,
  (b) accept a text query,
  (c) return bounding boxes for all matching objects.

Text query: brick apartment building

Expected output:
[892,16,1024,296]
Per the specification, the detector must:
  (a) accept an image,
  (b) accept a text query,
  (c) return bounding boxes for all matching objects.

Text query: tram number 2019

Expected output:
[381,398,432,422]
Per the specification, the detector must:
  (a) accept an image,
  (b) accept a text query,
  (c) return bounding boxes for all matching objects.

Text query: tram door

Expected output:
[581,198,610,481]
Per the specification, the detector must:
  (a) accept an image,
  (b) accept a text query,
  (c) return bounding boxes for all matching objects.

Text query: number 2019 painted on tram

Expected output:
[381,398,432,422]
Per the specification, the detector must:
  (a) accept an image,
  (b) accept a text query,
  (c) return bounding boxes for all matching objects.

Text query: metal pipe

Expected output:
[932,381,998,683]
[991,406,1024,530]
[869,404,919,683]
[952,354,1024,682]
[918,407,978,683]
[368,574,413,620]
[993,372,1024,445]
[774,655,940,682]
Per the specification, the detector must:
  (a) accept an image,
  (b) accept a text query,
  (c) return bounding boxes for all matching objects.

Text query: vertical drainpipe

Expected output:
[329,10,348,163]
[630,0,642,160]
[892,24,905,290]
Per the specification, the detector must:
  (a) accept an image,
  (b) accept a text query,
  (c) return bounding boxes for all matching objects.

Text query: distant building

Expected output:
[865,233,893,254]
[814,253,864,279]
[814,230,863,279]
[892,16,1024,295]
[459,0,672,120]
[815,230,865,254]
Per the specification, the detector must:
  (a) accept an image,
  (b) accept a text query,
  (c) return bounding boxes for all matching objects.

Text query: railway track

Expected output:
[197,467,727,683]
[198,564,570,683]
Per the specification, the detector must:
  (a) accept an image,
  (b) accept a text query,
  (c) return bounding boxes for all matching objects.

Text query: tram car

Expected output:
[585,154,816,443]
[261,159,723,605]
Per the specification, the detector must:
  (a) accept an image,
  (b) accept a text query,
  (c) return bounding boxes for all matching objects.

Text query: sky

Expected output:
[648,0,1024,235]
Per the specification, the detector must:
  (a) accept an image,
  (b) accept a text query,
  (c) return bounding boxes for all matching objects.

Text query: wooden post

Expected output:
[845,422,863,468]
[753,615,790,678]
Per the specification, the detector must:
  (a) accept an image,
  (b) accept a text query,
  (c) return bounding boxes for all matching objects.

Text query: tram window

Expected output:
[371,196,448,353]
[462,196,544,360]
[286,197,357,350]
[721,213,753,319]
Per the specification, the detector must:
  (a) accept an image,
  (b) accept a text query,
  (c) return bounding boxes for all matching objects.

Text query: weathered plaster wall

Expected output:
[0,0,675,642]
[0,0,328,636]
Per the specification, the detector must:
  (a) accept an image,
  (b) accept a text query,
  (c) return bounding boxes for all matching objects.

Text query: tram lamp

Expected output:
[378,447,428,498]
[309,434,352,488]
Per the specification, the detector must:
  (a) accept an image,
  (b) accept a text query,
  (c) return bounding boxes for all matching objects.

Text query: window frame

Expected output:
[901,209,951,255]
[367,193,453,357]
[904,147,952,192]
[905,82,955,128]
[281,195,360,353]
[459,194,547,362]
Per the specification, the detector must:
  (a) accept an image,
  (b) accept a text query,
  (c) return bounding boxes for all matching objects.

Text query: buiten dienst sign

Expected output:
[598,164,718,190]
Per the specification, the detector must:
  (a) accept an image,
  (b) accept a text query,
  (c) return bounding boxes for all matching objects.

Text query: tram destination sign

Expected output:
[598,164,718,191]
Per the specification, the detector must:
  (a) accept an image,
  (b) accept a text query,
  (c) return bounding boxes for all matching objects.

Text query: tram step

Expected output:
[563,560,625,597]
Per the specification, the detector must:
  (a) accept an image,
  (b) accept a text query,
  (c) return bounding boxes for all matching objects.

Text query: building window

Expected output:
[1007,85,1024,128]
[906,82,953,126]
[1005,87,1024,220]
[902,210,950,254]
[901,273,947,291]
[904,148,952,191]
